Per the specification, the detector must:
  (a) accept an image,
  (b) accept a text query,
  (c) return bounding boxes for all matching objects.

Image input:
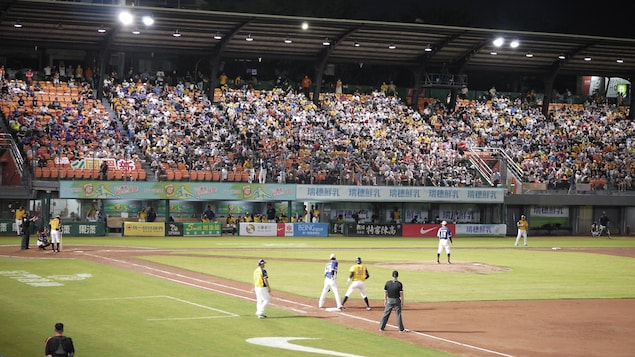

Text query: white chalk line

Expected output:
[80,294,239,321]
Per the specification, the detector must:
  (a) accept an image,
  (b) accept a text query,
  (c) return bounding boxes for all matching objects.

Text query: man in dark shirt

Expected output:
[266,203,276,223]
[45,322,75,357]
[598,211,612,239]
[379,270,406,332]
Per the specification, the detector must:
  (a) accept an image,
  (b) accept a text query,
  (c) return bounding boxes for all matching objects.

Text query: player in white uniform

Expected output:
[319,253,343,309]
[437,221,452,264]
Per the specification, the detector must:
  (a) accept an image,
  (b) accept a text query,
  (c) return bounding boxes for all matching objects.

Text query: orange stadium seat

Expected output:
[166,169,175,181]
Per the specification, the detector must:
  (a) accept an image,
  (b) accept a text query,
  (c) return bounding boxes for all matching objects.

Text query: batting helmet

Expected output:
[355,257,362,264]
[257,259,266,266]
[441,220,447,226]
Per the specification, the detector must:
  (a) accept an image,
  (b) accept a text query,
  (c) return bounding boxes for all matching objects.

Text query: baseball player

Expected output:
[15,205,25,235]
[515,215,529,246]
[437,221,452,264]
[341,257,371,310]
[318,253,343,310]
[49,214,62,253]
[253,259,271,318]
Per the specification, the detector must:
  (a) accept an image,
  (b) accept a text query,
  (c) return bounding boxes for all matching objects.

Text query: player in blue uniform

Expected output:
[437,221,453,264]
[319,253,343,310]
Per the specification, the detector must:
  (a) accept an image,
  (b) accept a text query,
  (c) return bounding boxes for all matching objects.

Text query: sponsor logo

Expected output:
[419,227,437,235]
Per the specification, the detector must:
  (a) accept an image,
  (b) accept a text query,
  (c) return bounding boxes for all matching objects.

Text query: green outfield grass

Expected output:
[1,236,633,357]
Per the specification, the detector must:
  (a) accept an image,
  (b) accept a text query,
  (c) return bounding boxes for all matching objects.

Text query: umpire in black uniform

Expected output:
[379,270,406,332]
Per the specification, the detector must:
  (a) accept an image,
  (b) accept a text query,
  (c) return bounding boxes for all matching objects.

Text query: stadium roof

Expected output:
[1,0,635,79]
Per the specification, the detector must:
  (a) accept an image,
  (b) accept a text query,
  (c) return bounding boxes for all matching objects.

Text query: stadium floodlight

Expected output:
[119,10,134,25]
[142,15,154,26]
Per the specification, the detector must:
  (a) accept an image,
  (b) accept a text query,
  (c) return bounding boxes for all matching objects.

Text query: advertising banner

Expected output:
[123,222,165,237]
[60,181,296,200]
[455,224,507,237]
[402,223,452,237]
[294,223,329,237]
[183,222,222,236]
[165,222,184,236]
[0,220,105,236]
[297,185,504,203]
[239,222,293,236]
[346,223,402,237]
[63,222,106,236]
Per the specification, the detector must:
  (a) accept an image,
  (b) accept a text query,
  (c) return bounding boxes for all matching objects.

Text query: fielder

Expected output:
[436,221,452,264]
[341,257,371,310]
[515,214,528,246]
[253,258,271,318]
[318,253,343,309]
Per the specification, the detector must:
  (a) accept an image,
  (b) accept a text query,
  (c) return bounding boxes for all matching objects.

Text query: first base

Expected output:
[325,307,341,312]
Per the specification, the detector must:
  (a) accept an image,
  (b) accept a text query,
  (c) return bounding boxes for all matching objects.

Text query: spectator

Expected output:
[146,207,157,222]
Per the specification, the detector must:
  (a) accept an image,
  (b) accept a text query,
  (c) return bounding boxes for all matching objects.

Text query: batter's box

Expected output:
[80,295,239,321]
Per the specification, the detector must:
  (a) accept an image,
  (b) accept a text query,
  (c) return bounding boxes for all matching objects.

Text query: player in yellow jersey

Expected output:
[49,214,62,253]
[341,257,371,310]
[253,259,271,318]
[515,215,529,246]
[15,205,25,235]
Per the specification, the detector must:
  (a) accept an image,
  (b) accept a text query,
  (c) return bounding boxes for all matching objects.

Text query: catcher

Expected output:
[37,228,51,250]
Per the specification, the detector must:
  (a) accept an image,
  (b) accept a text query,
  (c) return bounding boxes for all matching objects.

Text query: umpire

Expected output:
[379,270,406,332]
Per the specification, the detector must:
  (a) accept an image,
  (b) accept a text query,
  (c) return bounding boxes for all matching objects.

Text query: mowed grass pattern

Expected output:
[1,236,634,356]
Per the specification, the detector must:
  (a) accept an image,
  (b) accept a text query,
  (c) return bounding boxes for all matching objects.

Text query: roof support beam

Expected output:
[313,26,361,103]
[209,20,252,101]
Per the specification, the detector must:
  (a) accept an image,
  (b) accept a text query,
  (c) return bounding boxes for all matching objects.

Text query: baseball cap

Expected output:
[56,214,61,218]
[329,253,336,260]
[355,257,362,264]
[441,220,447,226]
[257,259,266,266]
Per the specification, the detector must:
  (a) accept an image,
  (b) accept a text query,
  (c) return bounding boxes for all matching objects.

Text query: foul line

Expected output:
[80,294,239,320]
[338,313,515,357]
[80,251,513,356]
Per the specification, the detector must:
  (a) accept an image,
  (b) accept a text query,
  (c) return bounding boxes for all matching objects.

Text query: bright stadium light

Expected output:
[119,10,134,25]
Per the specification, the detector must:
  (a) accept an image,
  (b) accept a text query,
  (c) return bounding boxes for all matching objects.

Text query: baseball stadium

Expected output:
[1,1,634,356]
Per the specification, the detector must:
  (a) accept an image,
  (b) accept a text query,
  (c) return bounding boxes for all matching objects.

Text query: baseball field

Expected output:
[1,235,634,357]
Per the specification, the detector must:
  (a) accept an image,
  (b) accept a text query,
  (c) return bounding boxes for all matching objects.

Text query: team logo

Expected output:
[246,224,256,233]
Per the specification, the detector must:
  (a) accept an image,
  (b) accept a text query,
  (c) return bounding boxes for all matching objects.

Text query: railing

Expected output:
[466,146,524,191]
[422,73,468,88]
[0,132,32,191]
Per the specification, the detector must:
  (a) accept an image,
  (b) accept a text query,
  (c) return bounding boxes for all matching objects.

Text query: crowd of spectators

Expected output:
[1,70,633,192]
[107,78,480,187]
[435,96,634,191]
[1,77,137,171]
